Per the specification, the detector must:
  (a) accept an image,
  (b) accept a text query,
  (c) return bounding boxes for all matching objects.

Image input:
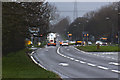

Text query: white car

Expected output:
[69,41,76,44]
[62,41,69,46]
[88,41,92,45]
[95,41,107,46]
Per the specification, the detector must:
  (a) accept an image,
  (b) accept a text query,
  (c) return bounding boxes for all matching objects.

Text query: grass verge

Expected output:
[76,46,120,52]
[2,49,59,79]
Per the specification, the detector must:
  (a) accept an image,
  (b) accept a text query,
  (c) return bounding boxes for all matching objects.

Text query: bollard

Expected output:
[97,43,100,50]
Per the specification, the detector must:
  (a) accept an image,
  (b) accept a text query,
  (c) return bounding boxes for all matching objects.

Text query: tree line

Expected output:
[67,2,118,43]
[2,2,56,55]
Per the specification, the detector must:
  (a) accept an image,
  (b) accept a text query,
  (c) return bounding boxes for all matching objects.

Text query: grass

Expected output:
[76,46,120,52]
[2,49,59,79]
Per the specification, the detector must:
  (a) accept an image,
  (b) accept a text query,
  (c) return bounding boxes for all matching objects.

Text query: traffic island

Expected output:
[76,46,120,52]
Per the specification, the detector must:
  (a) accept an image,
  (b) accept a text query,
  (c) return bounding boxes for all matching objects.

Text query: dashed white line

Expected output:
[62,55,66,57]
[97,66,109,70]
[57,47,120,74]
[109,62,120,66]
[80,61,86,64]
[75,59,79,62]
[111,70,120,73]
[93,54,97,56]
[87,63,96,67]
[70,58,74,60]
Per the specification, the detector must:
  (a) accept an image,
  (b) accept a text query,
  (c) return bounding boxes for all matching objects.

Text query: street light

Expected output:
[73,24,77,40]
[82,20,89,44]
[106,17,114,45]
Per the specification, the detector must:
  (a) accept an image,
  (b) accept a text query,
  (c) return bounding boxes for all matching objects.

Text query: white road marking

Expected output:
[66,56,70,59]
[80,61,86,64]
[109,62,120,66]
[31,56,38,64]
[111,70,120,73]
[31,56,47,70]
[101,52,118,55]
[75,59,79,62]
[93,54,97,56]
[73,47,118,61]
[87,63,96,67]
[97,66,109,70]
[31,51,34,55]
[59,63,69,66]
[96,55,99,56]
[70,58,74,60]
[63,55,66,58]
[56,47,119,74]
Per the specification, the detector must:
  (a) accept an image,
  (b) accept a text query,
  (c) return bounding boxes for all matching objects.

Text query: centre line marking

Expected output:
[80,61,86,64]
[87,63,96,67]
[111,70,120,73]
[75,59,79,62]
[109,62,120,66]
[97,66,109,70]
[70,58,74,60]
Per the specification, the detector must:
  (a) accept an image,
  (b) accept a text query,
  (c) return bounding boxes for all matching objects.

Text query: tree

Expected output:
[68,2,118,42]
[2,2,57,55]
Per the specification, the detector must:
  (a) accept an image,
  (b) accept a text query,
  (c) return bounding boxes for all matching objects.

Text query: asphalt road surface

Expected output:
[32,34,119,80]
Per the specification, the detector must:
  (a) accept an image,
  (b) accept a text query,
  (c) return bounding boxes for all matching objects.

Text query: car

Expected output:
[96,41,102,45]
[69,41,76,44]
[59,41,62,46]
[61,41,69,46]
[88,41,92,45]
[101,42,108,45]
[75,40,82,45]
[95,41,107,46]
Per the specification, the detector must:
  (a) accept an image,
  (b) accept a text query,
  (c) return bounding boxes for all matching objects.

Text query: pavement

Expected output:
[31,34,119,79]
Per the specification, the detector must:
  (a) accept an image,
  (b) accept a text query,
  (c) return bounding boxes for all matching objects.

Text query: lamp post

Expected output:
[83,20,89,44]
[106,17,113,45]
[74,24,77,40]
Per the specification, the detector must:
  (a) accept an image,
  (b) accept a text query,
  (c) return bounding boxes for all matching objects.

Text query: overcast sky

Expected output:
[50,2,111,22]
[46,0,119,2]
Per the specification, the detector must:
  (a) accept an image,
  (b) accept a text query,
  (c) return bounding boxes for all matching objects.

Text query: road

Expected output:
[32,35,119,80]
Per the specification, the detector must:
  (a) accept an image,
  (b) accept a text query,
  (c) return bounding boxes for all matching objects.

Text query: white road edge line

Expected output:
[30,56,48,70]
